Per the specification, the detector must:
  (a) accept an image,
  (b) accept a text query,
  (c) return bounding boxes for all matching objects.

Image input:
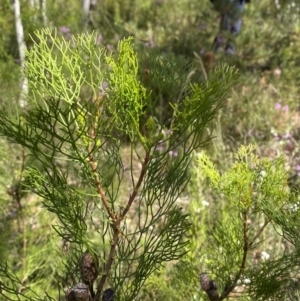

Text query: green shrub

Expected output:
[0,31,237,301]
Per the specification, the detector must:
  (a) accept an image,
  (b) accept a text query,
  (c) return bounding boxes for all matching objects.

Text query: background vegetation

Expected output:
[0,0,300,300]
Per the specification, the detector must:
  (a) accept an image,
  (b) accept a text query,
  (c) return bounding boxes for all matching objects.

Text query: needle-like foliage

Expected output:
[0,30,238,300]
[197,145,300,301]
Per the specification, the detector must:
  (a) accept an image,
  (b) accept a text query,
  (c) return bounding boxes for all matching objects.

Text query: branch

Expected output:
[88,154,115,220]
[87,94,151,299]
[220,211,266,300]
[94,220,120,301]
[120,151,150,219]
[88,96,115,220]
[93,150,150,300]
[248,219,270,248]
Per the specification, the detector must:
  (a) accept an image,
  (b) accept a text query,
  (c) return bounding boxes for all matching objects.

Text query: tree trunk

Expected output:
[12,0,28,108]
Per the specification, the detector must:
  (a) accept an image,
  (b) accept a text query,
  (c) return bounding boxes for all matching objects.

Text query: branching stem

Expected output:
[248,219,270,248]
[94,221,120,301]
[88,154,115,220]
[220,211,269,300]
[120,151,150,219]
[88,107,151,299]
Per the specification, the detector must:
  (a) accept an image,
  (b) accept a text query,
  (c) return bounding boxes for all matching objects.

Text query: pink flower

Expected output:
[169,150,178,157]
[59,26,70,34]
[96,34,103,46]
[275,102,281,110]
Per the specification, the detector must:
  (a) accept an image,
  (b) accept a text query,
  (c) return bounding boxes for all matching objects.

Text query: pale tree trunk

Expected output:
[83,0,97,28]
[29,0,38,21]
[29,0,48,26]
[83,0,91,28]
[29,0,38,8]
[83,0,91,15]
[12,0,28,108]
[40,0,48,26]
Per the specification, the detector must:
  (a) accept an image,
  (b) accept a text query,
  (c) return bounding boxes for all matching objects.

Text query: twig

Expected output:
[87,92,152,299]
[94,221,120,301]
[93,150,150,300]
[193,51,208,81]
[248,219,270,248]
[120,151,150,219]
[89,137,150,300]
[88,154,115,220]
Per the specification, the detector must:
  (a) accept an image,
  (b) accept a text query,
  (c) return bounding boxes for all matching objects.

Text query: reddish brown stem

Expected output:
[219,212,270,300]
[86,96,151,299]
[241,211,248,269]
[248,219,270,248]
[120,151,150,219]
[88,155,115,220]
[94,221,120,301]
[87,94,115,220]
[91,149,150,300]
